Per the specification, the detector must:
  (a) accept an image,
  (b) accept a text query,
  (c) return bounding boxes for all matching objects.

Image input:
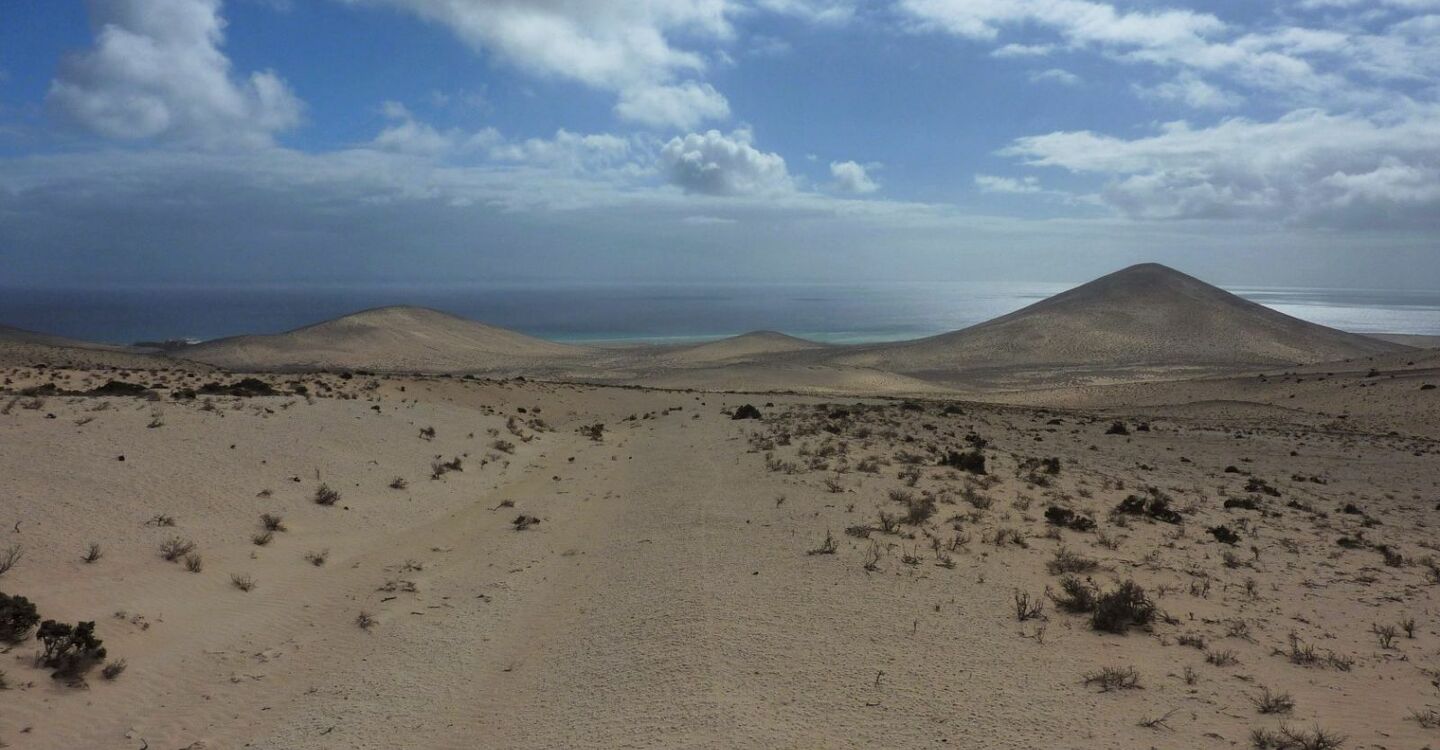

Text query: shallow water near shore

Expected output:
[3,281,1440,345]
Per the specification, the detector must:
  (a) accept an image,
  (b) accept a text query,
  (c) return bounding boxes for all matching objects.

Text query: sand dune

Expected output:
[0,324,195,371]
[178,305,589,373]
[659,331,826,364]
[827,264,1408,383]
[1,364,1435,748]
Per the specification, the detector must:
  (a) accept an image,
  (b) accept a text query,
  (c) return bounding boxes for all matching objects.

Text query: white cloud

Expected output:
[899,0,1225,47]
[371,101,501,155]
[829,160,879,194]
[659,128,792,195]
[490,129,642,176]
[613,81,731,129]
[1135,71,1243,110]
[898,0,1440,108]
[992,43,1054,58]
[47,0,302,147]
[999,106,1440,226]
[974,174,1043,194]
[754,0,855,24]
[1029,68,1080,85]
[342,0,736,130]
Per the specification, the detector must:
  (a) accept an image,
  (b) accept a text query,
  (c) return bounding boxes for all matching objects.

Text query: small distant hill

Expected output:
[0,324,187,370]
[829,263,1408,380]
[662,331,825,365]
[0,323,126,351]
[178,306,588,372]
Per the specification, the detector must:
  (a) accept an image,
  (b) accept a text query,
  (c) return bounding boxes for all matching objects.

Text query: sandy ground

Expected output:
[2,360,1438,749]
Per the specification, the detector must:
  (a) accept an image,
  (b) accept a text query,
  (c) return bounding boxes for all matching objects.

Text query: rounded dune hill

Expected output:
[0,323,130,351]
[0,323,181,369]
[661,330,826,365]
[178,305,589,372]
[830,263,1408,377]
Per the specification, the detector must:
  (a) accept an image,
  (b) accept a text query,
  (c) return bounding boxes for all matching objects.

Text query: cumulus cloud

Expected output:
[371,101,502,155]
[341,0,735,129]
[1029,68,1080,85]
[829,160,879,194]
[1135,71,1243,110]
[659,128,791,195]
[47,0,302,147]
[999,106,1440,226]
[369,106,642,178]
[898,0,1440,108]
[754,0,855,24]
[614,81,731,129]
[974,174,1043,194]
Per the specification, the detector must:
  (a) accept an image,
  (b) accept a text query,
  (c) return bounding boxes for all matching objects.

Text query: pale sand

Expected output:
[1,264,1437,748]
[1,361,1437,748]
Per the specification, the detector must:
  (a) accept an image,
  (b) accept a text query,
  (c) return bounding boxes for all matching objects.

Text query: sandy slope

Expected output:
[826,264,1407,383]
[660,331,826,364]
[2,366,1437,748]
[179,306,589,373]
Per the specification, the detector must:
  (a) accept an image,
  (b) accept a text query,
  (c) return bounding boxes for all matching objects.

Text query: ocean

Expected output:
[2,282,1439,346]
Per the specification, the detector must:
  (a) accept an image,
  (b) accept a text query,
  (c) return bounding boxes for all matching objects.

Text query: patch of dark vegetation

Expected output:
[1090,580,1157,634]
[1083,665,1140,692]
[940,449,986,475]
[1047,547,1099,574]
[1245,477,1281,497]
[1105,421,1129,435]
[0,592,40,643]
[88,381,152,397]
[1115,487,1182,524]
[1249,724,1344,750]
[1044,506,1096,532]
[1225,496,1262,511]
[1209,525,1242,545]
[731,404,763,420]
[314,483,340,506]
[198,378,279,397]
[37,620,106,682]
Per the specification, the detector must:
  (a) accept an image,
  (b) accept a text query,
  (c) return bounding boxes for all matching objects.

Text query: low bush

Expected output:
[0,592,40,642]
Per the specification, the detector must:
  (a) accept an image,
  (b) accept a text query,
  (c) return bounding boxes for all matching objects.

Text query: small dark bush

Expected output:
[1049,575,1098,613]
[1245,478,1281,497]
[159,537,196,562]
[1105,421,1129,435]
[0,592,40,642]
[1209,525,1241,545]
[37,620,106,681]
[1044,506,1096,532]
[1225,497,1262,510]
[941,449,986,475]
[1090,580,1155,634]
[732,404,763,420]
[314,483,340,506]
[1083,665,1140,692]
[1047,547,1099,575]
[1115,488,1182,524]
[198,378,278,397]
[903,495,937,525]
[88,381,151,397]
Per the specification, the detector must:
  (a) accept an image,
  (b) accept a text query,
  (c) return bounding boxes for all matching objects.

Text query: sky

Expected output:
[0,0,1438,289]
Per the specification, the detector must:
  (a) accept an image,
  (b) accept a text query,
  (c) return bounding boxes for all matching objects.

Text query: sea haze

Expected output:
[3,282,1439,346]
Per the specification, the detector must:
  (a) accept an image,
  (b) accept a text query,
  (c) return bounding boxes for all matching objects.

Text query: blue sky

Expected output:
[1,0,1438,288]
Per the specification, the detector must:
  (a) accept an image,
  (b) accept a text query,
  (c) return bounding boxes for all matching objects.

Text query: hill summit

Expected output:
[830,263,1405,378]
[180,306,587,372]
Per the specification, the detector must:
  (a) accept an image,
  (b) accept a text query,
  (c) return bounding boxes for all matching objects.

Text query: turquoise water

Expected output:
[1,282,1438,346]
